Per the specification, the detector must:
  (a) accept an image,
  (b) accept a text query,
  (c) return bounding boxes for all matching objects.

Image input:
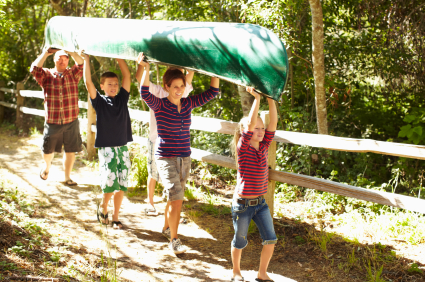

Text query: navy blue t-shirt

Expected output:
[90,87,133,148]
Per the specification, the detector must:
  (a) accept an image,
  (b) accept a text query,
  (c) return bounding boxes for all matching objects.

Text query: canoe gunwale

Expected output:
[75,49,279,101]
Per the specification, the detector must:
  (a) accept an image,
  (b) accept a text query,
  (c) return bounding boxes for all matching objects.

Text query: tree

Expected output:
[309,0,328,134]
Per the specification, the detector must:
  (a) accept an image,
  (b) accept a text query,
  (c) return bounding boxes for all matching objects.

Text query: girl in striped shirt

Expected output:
[230,87,278,282]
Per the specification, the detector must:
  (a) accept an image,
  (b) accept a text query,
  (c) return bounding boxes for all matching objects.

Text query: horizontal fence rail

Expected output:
[127,135,425,214]
[1,87,425,214]
[0,87,15,94]
[5,88,425,160]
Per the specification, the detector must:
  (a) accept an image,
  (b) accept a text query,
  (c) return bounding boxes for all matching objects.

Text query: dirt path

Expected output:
[0,131,297,282]
[2,130,425,282]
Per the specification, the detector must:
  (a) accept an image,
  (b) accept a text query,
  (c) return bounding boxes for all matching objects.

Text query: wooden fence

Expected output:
[1,83,425,216]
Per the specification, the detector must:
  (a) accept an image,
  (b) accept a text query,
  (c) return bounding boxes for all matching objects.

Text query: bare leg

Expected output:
[231,246,243,280]
[63,152,75,181]
[163,201,170,232]
[41,153,54,179]
[101,192,114,224]
[147,176,156,209]
[112,191,124,221]
[257,244,275,280]
[168,199,183,239]
[112,190,124,228]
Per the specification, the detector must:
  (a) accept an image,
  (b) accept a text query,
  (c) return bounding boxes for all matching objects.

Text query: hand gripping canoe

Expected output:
[45,16,288,101]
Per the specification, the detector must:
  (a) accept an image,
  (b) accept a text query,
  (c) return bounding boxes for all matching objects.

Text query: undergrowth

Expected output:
[0,171,126,281]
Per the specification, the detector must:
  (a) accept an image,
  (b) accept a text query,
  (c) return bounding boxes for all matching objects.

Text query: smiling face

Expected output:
[250,118,265,143]
[100,77,119,97]
[165,78,186,101]
[54,55,69,73]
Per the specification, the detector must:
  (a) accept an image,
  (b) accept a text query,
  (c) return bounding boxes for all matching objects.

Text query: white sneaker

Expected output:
[169,238,187,254]
[162,227,171,240]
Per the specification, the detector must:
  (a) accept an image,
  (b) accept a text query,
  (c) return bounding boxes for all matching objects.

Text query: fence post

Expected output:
[87,94,96,161]
[15,82,25,129]
[0,81,4,124]
[261,111,277,219]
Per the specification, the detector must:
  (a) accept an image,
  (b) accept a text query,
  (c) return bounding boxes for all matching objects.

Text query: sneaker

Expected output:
[169,238,187,254]
[162,227,171,240]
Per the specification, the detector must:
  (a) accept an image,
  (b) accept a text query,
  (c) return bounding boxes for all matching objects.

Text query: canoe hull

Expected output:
[45,16,288,100]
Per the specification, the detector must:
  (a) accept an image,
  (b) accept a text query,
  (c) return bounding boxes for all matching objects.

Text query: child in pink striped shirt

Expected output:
[230,87,278,282]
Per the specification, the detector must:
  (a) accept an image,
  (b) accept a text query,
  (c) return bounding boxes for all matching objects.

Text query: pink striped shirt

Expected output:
[236,130,275,197]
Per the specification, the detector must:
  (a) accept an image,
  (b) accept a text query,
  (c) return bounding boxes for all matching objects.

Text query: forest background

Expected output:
[1,0,425,201]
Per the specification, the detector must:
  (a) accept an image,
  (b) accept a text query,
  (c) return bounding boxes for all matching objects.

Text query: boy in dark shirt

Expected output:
[82,53,132,229]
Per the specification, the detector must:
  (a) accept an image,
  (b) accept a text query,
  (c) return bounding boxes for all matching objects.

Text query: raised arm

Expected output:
[246,87,261,132]
[210,77,219,89]
[82,54,97,100]
[185,70,195,85]
[117,59,131,92]
[67,51,84,65]
[136,52,150,87]
[267,98,277,131]
[31,48,53,69]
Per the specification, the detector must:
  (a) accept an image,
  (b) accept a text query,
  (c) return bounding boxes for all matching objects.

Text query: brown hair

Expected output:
[163,68,186,89]
[100,72,118,84]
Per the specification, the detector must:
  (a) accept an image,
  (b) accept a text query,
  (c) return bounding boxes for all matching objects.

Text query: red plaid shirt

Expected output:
[31,64,83,124]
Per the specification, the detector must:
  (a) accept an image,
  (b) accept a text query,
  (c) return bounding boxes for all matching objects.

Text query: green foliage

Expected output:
[199,187,231,216]
[9,242,32,257]
[184,181,203,201]
[131,153,148,188]
[294,235,305,245]
[366,262,386,282]
[247,220,257,234]
[408,263,423,275]
[0,260,18,271]
[2,0,425,219]
[46,248,61,262]
[398,108,425,145]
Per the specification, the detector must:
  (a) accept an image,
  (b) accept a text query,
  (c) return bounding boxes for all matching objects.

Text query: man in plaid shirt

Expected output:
[30,47,84,186]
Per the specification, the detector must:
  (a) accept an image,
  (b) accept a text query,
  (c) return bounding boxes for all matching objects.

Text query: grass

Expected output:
[366,262,386,282]
[0,170,126,281]
[185,181,203,200]
[299,188,425,245]
[29,126,41,136]
[184,181,231,217]
[334,208,425,245]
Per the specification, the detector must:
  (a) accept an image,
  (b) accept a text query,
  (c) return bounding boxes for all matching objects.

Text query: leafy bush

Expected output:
[131,153,148,188]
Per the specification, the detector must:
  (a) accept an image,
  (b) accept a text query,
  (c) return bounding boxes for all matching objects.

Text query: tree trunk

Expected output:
[145,0,152,19]
[15,82,25,130]
[309,0,328,135]
[49,0,70,16]
[81,0,88,17]
[0,81,5,124]
[288,47,294,109]
[237,85,254,117]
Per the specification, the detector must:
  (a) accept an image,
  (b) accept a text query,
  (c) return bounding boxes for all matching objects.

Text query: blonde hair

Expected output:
[231,116,262,167]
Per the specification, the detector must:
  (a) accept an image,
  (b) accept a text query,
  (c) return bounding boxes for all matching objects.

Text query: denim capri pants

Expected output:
[231,197,277,249]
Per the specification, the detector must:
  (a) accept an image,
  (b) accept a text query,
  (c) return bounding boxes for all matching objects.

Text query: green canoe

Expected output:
[45,16,288,100]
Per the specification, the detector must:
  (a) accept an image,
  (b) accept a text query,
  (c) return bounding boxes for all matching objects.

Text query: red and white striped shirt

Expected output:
[236,130,275,197]
[31,64,83,124]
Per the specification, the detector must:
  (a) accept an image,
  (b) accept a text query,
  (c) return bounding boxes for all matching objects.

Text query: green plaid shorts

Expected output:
[98,146,131,193]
